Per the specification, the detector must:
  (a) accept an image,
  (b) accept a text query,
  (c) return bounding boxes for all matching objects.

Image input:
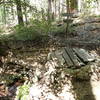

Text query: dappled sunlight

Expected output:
[0,0,100,99]
[29,81,76,100]
[58,84,75,100]
[1,45,100,100]
[90,63,100,100]
[28,57,76,100]
[91,81,100,100]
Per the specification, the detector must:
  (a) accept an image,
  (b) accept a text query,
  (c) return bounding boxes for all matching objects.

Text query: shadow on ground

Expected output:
[71,76,96,100]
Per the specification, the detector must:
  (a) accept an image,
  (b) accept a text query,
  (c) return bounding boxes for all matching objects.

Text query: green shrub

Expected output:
[50,23,66,36]
[13,25,41,41]
[13,19,54,41]
[16,83,30,100]
[31,19,53,35]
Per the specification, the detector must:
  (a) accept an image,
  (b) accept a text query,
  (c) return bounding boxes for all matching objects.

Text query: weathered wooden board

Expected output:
[47,47,95,69]
[73,48,94,63]
[76,55,85,66]
[55,50,65,65]
[62,48,73,67]
[65,47,81,67]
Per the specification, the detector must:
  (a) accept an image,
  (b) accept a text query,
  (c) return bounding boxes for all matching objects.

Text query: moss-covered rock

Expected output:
[64,65,92,81]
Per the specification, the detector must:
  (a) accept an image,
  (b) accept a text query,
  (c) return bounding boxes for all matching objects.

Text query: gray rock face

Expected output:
[71,17,100,48]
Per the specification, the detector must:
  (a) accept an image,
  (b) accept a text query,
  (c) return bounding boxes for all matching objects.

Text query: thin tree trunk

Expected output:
[54,0,57,19]
[66,0,70,14]
[58,0,61,20]
[52,0,55,20]
[23,0,28,25]
[3,0,6,24]
[48,0,52,22]
[66,0,70,37]
[11,1,14,21]
[15,0,24,25]
[70,0,78,13]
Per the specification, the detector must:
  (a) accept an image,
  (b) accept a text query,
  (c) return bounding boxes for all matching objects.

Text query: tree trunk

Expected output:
[58,0,61,20]
[66,0,70,14]
[70,0,78,13]
[54,0,57,19]
[52,0,55,20]
[15,0,24,25]
[23,0,28,25]
[3,0,6,24]
[66,0,70,37]
[11,0,14,21]
[48,0,52,22]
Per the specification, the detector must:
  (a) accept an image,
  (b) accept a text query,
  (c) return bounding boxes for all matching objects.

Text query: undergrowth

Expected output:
[13,19,54,41]
[0,19,75,41]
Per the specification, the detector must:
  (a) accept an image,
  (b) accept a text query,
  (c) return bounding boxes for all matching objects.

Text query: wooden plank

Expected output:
[79,49,95,61]
[62,48,73,67]
[55,50,65,65]
[73,48,88,62]
[75,54,85,66]
[73,48,94,63]
[65,47,81,67]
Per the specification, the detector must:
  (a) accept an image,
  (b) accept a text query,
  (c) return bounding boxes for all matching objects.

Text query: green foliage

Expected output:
[16,83,30,100]
[13,25,41,40]
[51,24,66,35]
[0,29,4,33]
[64,65,91,80]
[0,74,21,85]
[0,34,10,41]
[0,26,5,33]
[13,18,54,40]
[50,23,76,37]
[31,19,53,34]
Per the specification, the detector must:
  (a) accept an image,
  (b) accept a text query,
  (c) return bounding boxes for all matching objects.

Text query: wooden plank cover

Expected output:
[73,48,94,63]
[75,55,85,66]
[62,48,73,67]
[65,47,81,67]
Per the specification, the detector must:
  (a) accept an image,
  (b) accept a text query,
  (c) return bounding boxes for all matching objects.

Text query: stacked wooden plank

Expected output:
[48,47,95,68]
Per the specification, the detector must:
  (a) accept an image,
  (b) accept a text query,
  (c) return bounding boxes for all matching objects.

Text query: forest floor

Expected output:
[0,16,100,100]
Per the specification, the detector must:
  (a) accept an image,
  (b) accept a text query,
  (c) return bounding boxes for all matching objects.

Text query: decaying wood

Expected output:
[48,47,95,68]
[73,48,95,63]
[65,47,80,67]
[62,48,73,67]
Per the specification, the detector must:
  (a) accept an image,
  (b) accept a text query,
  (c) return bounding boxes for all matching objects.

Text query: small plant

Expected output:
[16,83,30,100]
